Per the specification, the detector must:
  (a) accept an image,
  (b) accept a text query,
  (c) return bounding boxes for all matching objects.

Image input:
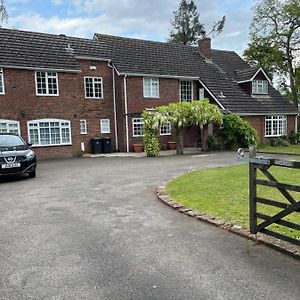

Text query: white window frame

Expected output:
[265,115,287,137]
[132,118,144,137]
[27,119,72,147]
[143,77,159,98]
[180,80,193,102]
[160,123,171,136]
[80,119,87,135]
[252,80,268,95]
[199,88,205,100]
[0,69,5,95]
[100,119,110,134]
[0,119,20,134]
[35,71,59,96]
[84,77,103,99]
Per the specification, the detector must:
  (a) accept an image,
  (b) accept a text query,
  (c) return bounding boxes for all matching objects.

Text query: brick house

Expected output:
[0,28,298,159]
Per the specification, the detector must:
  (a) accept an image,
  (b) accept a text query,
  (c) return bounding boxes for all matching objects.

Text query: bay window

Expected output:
[265,115,287,137]
[28,119,71,146]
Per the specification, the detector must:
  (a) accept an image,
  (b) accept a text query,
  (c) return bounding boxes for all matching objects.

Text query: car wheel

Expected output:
[28,170,36,178]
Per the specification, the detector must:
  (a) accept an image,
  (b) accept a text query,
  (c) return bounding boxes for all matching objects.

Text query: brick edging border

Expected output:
[157,181,300,261]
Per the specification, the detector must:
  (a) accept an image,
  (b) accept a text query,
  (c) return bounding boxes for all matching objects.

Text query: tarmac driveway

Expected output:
[0,152,299,299]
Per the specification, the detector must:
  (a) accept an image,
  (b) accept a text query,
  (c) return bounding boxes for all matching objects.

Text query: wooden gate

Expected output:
[238,147,300,246]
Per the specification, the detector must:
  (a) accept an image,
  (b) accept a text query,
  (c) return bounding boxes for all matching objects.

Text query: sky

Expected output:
[3,0,257,55]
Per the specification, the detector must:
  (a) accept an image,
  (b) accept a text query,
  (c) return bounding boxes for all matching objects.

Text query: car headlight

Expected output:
[26,150,35,160]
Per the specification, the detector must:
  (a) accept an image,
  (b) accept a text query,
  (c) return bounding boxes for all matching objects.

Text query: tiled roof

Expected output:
[0,28,297,115]
[0,28,111,71]
[235,67,260,82]
[95,33,297,114]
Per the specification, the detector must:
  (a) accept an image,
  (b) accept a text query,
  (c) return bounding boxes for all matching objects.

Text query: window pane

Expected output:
[28,119,71,146]
[133,118,144,137]
[180,81,192,102]
[85,77,102,98]
[160,123,171,135]
[144,78,159,98]
[100,119,110,133]
[80,120,87,134]
[0,69,4,94]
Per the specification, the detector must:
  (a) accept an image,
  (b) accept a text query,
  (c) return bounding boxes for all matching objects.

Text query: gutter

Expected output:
[108,61,119,151]
[0,65,81,73]
[124,75,129,153]
[119,72,199,80]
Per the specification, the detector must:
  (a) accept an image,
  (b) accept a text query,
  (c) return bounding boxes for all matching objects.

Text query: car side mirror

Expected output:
[27,142,33,147]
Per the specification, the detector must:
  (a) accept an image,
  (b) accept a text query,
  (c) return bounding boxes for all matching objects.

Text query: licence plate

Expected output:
[1,163,21,169]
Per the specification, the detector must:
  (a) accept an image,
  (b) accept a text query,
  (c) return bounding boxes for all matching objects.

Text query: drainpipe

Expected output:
[124,75,129,152]
[107,61,119,151]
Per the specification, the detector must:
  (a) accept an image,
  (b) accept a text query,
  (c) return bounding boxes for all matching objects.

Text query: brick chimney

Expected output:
[198,31,212,59]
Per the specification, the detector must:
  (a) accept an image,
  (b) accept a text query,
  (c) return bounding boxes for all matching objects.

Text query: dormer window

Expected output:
[252,80,268,95]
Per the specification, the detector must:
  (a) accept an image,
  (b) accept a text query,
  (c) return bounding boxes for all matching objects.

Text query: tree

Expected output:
[143,100,223,156]
[243,0,300,104]
[168,0,226,45]
[0,0,8,23]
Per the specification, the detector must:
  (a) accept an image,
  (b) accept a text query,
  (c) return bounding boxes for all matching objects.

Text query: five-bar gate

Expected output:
[238,147,300,246]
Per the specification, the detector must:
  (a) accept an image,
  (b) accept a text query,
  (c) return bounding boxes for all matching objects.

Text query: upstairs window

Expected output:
[180,81,193,102]
[0,69,4,95]
[85,77,103,99]
[28,119,71,146]
[36,71,59,96]
[143,78,159,98]
[265,115,287,137]
[252,80,268,95]
[199,88,205,100]
[0,120,20,134]
[132,118,144,137]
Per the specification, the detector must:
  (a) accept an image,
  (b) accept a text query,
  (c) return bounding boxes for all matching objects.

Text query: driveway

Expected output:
[0,152,299,299]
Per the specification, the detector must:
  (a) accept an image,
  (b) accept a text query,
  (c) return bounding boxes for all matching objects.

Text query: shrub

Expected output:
[142,111,160,157]
[288,131,300,144]
[206,135,217,150]
[222,114,259,149]
[270,136,289,146]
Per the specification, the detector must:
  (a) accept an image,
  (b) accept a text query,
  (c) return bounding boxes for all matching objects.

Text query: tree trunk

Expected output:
[201,124,208,151]
[175,125,184,155]
[286,35,298,105]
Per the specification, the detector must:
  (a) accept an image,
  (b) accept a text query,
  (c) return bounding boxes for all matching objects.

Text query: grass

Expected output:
[258,143,300,154]
[166,164,300,240]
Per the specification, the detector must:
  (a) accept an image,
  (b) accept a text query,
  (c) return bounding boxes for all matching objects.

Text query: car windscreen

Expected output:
[0,135,26,148]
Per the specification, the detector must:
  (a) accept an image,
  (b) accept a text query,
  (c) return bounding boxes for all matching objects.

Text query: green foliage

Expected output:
[222,114,259,149]
[142,111,160,157]
[243,0,300,104]
[142,100,222,156]
[288,130,300,144]
[168,0,225,45]
[269,136,289,147]
[156,100,223,127]
[166,164,300,239]
[0,0,8,23]
[206,135,217,150]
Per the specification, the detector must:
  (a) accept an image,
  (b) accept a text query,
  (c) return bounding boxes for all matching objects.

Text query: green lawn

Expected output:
[166,164,300,240]
[258,143,300,154]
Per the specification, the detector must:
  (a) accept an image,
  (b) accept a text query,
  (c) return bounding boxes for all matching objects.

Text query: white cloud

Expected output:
[51,0,63,6]
[6,0,257,55]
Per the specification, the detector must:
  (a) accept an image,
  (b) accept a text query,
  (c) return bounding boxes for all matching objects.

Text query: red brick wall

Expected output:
[122,77,203,151]
[0,60,116,159]
[242,115,296,144]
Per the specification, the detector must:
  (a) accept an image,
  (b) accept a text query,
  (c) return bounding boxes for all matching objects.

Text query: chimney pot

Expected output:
[198,32,212,59]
